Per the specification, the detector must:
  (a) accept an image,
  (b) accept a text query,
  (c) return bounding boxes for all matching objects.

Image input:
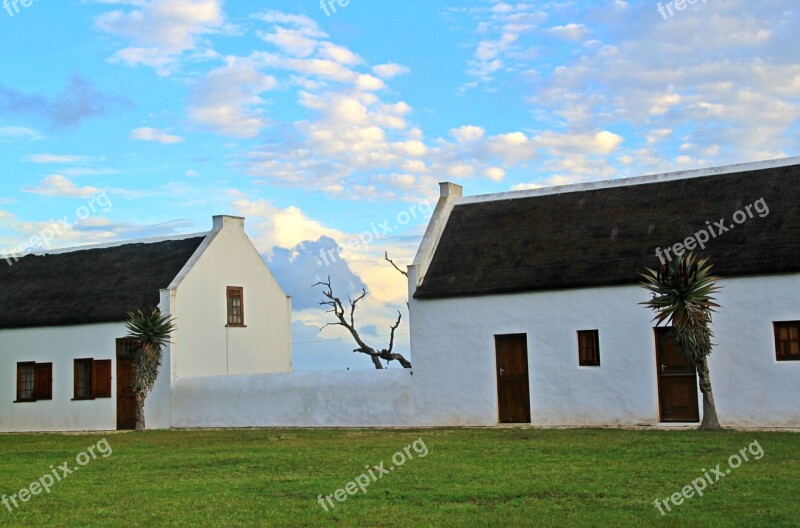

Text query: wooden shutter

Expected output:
[34,363,53,400]
[93,360,113,398]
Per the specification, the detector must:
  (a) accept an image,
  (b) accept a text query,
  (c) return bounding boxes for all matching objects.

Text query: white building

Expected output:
[0,215,292,432]
[3,159,797,432]
[408,157,800,428]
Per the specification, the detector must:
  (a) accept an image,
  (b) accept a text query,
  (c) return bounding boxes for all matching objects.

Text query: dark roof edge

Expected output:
[0,232,209,261]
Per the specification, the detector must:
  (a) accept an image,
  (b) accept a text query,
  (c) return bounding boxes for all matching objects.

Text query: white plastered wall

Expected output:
[1,323,144,432]
[408,271,800,428]
[169,216,292,378]
[170,369,415,428]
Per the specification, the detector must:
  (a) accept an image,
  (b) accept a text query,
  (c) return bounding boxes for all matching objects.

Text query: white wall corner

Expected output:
[412,182,463,287]
[407,265,418,298]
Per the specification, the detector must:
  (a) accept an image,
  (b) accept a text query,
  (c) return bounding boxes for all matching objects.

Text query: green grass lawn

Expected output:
[0,428,797,527]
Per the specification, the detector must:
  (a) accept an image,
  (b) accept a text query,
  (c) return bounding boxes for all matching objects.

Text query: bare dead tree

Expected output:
[313,277,412,369]
[384,252,408,277]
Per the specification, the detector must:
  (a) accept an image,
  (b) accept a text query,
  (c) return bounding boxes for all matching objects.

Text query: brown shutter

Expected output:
[35,363,53,400]
[93,360,113,398]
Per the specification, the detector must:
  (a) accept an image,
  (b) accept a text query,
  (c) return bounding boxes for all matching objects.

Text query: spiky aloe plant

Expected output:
[641,253,722,430]
[124,308,177,431]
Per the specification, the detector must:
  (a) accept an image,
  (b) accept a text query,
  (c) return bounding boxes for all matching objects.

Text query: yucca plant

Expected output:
[124,307,177,431]
[640,253,722,430]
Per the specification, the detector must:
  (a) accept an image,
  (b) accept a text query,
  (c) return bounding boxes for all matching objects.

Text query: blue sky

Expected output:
[1,0,798,370]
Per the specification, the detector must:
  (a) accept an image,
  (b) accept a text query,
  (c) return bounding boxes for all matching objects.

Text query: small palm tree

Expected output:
[124,307,177,431]
[641,253,722,430]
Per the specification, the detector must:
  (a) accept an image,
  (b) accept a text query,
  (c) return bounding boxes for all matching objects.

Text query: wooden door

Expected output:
[116,339,137,430]
[495,334,531,423]
[655,328,699,422]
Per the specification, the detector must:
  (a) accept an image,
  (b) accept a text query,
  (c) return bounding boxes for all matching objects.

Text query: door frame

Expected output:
[654,327,700,423]
[494,333,532,424]
[115,338,138,431]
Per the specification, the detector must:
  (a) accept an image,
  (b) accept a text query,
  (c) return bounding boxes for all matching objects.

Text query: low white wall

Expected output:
[171,369,415,428]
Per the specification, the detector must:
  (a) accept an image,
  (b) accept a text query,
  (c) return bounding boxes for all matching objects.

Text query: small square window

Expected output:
[774,321,800,361]
[577,330,600,367]
[227,286,245,327]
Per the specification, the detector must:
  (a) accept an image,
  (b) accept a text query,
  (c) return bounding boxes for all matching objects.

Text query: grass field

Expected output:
[0,428,797,527]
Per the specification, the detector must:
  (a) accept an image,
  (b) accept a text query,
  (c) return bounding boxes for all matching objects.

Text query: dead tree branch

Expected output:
[384,252,408,277]
[313,277,412,369]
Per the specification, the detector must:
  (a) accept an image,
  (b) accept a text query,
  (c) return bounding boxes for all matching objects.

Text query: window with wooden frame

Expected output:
[577,330,601,366]
[73,358,113,400]
[15,362,52,402]
[116,338,140,358]
[774,321,800,361]
[226,286,245,327]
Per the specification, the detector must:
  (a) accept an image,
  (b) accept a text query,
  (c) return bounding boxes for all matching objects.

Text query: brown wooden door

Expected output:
[495,334,531,423]
[655,328,699,422]
[116,355,136,430]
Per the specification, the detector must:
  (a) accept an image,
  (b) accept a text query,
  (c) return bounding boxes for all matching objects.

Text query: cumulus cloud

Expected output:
[95,0,227,74]
[267,236,367,311]
[189,57,277,138]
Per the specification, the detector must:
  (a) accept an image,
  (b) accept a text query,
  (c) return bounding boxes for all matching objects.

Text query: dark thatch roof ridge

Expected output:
[0,236,206,330]
[414,162,800,300]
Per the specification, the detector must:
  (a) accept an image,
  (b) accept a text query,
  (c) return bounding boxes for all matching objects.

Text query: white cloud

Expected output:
[189,57,277,138]
[484,167,506,181]
[549,23,590,41]
[260,27,320,57]
[24,154,95,164]
[253,11,323,35]
[450,125,485,143]
[95,0,226,74]
[527,0,800,171]
[0,126,43,141]
[485,132,536,164]
[23,175,103,198]
[511,182,542,191]
[372,63,410,79]
[318,42,364,66]
[130,127,184,144]
[458,2,546,87]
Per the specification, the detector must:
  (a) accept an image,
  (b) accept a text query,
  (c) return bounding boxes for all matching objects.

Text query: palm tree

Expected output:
[124,308,177,431]
[640,253,722,430]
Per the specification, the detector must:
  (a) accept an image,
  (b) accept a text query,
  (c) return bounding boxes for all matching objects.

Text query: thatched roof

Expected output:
[0,237,205,329]
[414,162,800,299]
